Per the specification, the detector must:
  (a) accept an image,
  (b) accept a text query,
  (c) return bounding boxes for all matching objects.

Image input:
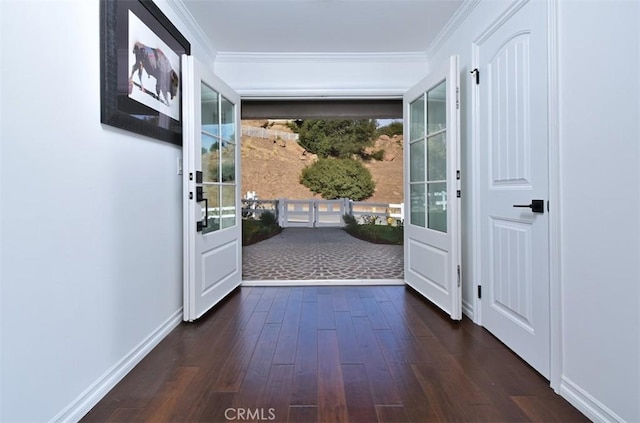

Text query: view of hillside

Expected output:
[241,120,404,204]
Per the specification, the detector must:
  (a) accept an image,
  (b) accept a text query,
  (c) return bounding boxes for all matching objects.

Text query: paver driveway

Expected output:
[242,227,404,280]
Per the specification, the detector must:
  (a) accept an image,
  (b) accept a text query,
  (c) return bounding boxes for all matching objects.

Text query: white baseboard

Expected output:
[51,309,183,423]
[242,279,405,287]
[560,376,624,423]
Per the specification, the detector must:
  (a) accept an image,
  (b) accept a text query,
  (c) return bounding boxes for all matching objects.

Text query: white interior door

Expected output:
[182,55,242,322]
[403,55,462,320]
[476,1,550,377]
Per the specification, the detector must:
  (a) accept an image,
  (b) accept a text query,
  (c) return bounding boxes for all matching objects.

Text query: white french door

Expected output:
[476,0,550,378]
[403,55,462,320]
[182,55,242,322]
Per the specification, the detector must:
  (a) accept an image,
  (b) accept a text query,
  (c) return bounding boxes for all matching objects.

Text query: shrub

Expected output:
[343,222,403,245]
[300,158,375,201]
[242,214,281,246]
[342,213,358,228]
[360,149,385,162]
[375,121,403,137]
[297,119,376,159]
[371,149,385,161]
[286,119,303,133]
[361,215,379,225]
[259,211,278,226]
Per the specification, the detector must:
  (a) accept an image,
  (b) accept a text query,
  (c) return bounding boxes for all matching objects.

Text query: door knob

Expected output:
[513,199,544,213]
[196,186,209,231]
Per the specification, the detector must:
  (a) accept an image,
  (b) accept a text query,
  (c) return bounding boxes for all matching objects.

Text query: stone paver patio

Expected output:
[242,227,404,280]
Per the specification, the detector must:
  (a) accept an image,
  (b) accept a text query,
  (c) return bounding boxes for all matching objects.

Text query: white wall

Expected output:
[558,1,640,421]
[0,0,210,421]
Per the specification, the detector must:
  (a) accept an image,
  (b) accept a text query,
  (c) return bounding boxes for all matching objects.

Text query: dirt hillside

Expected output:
[241,120,404,204]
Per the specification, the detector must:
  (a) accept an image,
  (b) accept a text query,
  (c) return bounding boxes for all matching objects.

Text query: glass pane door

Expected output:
[402,54,461,321]
[201,83,237,234]
[409,80,448,232]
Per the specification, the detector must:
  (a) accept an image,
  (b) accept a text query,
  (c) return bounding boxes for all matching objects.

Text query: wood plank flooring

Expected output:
[82,286,588,423]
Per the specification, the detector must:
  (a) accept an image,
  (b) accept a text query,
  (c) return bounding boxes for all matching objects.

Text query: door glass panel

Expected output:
[410,139,425,183]
[202,185,220,234]
[202,132,220,183]
[427,133,446,181]
[201,132,218,154]
[410,184,426,227]
[427,182,447,232]
[221,140,235,183]
[221,96,235,141]
[201,84,220,136]
[221,185,236,229]
[427,81,446,134]
[410,96,425,141]
[200,88,236,231]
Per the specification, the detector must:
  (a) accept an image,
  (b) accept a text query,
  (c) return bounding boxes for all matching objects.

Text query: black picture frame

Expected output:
[100,0,190,145]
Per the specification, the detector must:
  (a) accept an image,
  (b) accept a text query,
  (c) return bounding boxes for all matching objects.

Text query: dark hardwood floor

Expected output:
[82,286,588,423]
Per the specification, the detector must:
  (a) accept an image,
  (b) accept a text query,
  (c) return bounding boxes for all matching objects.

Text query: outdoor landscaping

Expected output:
[242,211,282,246]
[342,214,404,245]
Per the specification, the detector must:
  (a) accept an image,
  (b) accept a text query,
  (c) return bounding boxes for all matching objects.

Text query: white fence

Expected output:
[279,199,346,228]
[242,198,404,228]
[241,126,299,142]
[350,201,404,225]
[242,198,278,220]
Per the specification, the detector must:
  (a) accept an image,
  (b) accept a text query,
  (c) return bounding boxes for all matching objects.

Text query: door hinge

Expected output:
[477,285,482,299]
[471,68,480,85]
[457,265,461,287]
[189,192,193,200]
[456,190,461,198]
[456,170,461,180]
[456,87,460,109]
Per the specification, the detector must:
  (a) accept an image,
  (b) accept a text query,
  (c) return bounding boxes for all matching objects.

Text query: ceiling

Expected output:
[181,0,465,54]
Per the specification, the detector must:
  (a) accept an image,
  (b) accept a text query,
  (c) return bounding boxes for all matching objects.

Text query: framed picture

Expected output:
[100,0,190,145]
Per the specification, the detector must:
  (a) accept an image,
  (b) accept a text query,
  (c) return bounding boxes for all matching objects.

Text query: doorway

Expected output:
[238,113,405,283]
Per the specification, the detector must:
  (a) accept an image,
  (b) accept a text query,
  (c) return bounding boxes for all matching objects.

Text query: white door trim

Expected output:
[470,0,561,389]
[546,0,562,393]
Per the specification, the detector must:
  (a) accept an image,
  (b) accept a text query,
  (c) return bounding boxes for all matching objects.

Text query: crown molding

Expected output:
[425,0,481,62]
[161,0,217,64]
[215,51,428,65]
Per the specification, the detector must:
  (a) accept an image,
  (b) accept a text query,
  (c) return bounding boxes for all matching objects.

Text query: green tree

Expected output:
[297,119,376,159]
[300,158,375,201]
[286,119,303,133]
[375,121,403,137]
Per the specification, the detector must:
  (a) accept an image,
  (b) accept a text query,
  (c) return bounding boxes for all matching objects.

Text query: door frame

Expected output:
[469,0,561,390]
